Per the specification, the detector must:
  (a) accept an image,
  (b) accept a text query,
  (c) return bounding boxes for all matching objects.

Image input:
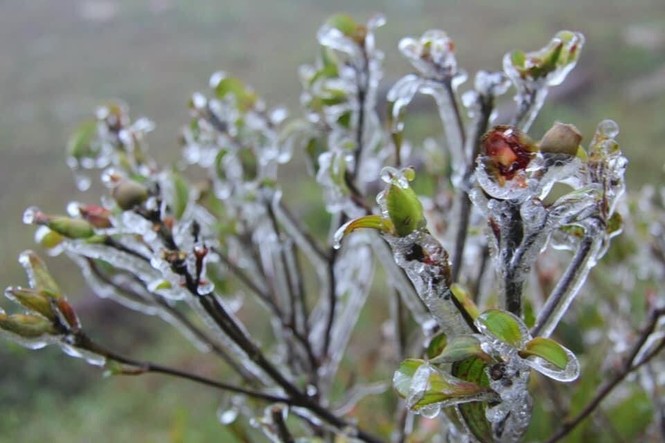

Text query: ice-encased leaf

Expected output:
[4,287,56,321]
[0,313,58,343]
[18,250,61,296]
[317,15,363,57]
[453,357,495,443]
[430,335,487,364]
[520,336,580,382]
[476,309,528,349]
[398,30,461,82]
[393,359,495,415]
[503,31,584,87]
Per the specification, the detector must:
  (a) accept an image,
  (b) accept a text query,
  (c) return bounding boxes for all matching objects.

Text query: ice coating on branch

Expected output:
[319,234,374,391]
[392,29,468,170]
[385,231,470,337]
[532,121,627,337]
[60,342,107,366]
[387,74,422,135]
[484,359,532,442]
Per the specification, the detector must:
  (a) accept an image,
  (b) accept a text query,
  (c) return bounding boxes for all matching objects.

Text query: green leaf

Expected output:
[510,50,526,68]
[213,75,257,111]
[171,171,190,220]
[326,14,359,38]
[426,333,447,360]
[46,217,96,239]
[385,182,426,237]
[67,120,98,160]
[393,359,494,410]
[5,287,56,321]
[520,337,569,370]
[0,313,57,338]
[431,335,487,364]
[19,250,61,296]
[452,357,494,443]
[36,228,65,250]
[451,284,479,320]
[606,212,623,236]
[475,309,526,348]
[340,215,392,236]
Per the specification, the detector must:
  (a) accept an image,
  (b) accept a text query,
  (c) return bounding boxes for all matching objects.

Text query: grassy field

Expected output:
[1,0,664,440]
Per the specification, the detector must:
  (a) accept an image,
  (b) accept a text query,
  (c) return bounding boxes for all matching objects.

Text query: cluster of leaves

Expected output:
[2,13,664,443]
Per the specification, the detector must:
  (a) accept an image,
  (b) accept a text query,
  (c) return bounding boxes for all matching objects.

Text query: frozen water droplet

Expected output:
[419,403,441,419]
[269,107,288,125]
[333,219,354,250]
[462,90,479,113]
[306,384,318,397]
[4,286,17,301]
[209,71,226,89]
[380,166,397,184]
[597,119,619,139]
[485,403,507,423]
[218,407,239,425]
[197,280,215,295]
[132,117,155,134]
[101,169,121,188]
[317,22,359,57]
[22,206,41,225]
[73,171,92,191]
[144,196,159,211]
[18,250,31,269]
[66,202,81,217]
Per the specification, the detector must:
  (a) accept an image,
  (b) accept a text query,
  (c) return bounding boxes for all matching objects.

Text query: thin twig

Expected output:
[322,244,340,358]
[276,199,328,262]
[86,258,252,378]
[451,92,494,282]
[76,333,287,404]
[213,247,277,312]
[531,236,594,337]
[266,200,299,329]
[546,308,665,443]
[271,405,295,443]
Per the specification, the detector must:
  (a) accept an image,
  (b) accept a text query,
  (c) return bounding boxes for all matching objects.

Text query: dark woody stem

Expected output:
[451,92,495,282]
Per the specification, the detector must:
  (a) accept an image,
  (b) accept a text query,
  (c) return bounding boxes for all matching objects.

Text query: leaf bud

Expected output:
[112,179,149,210]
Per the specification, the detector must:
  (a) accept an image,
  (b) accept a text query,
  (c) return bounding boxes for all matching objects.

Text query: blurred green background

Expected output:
[1,0,664,441]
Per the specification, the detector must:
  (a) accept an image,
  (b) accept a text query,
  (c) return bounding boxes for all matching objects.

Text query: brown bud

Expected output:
[539,122,582,156]
[78,204,113,228]
[481,126,536,184]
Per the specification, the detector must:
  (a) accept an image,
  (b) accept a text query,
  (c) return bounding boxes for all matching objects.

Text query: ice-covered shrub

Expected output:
[2,14,664,442]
